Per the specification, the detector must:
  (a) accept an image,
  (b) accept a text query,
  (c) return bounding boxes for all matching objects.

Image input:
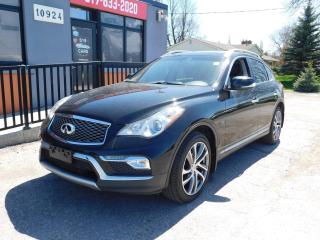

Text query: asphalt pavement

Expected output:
[0,91,319,240]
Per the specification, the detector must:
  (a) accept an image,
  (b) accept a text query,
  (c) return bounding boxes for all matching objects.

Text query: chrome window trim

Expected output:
[223,55,272,90]
[48,113,111,146]
[223,55,250,90]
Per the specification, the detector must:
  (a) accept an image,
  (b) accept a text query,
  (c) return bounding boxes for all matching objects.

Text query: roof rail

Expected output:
[227,49,261,58]
[163,50,190,56]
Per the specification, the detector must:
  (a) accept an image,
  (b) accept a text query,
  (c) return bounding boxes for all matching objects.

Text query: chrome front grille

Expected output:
[48,114,111,145]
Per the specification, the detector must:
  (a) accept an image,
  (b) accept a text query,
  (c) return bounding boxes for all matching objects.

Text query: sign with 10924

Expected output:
[33,4,64,24]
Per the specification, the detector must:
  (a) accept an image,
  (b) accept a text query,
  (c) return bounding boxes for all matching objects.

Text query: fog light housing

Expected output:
[126,158,151,170]
[100,156,151,170]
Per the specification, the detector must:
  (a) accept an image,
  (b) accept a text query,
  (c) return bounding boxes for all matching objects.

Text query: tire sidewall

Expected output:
[172,132,212,202]
[271,107,282,143]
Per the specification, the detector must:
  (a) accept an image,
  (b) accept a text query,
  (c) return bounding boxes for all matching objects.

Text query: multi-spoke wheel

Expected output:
[163,132,212,203]
[262,107,283,144]
[182,142,209,196]
[272,109,282,141]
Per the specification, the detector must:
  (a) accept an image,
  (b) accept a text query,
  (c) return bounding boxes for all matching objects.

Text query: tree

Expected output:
[271,25,295,63]
[282,2,320,75]
[289,0,320,10]
[166,0,198,46]
[294,62,320,92]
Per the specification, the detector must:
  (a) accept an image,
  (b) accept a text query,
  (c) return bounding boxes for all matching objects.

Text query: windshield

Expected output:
[128,55,225,86]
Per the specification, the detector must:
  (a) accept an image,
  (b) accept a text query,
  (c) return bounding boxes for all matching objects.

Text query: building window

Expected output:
[100,12,125,62]
[126,17,143,30]
[71,7,98,62]
[101,27,124,61]
[100,13,144,62]
[70,7,92,21]
[72,25,95,62]
[70,6,144,63]
[0,3,23,64]
[126,31,142,62]
[101,12,124,26]
[0,0,19,7]
[125,17,143,62]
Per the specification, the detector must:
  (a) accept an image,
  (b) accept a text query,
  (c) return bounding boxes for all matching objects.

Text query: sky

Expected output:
[195,0,300,53]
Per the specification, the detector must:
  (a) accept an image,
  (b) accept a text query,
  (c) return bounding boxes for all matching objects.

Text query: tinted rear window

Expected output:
[248,58,268,83]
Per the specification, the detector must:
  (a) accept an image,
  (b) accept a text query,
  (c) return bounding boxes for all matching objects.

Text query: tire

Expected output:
[162,131,212,203]
[262,107,283,144]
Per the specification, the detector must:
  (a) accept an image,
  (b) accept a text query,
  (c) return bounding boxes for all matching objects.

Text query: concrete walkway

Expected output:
[0,91,319,240]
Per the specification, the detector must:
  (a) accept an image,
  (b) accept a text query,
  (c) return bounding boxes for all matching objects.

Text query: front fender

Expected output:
[163,119,220,188]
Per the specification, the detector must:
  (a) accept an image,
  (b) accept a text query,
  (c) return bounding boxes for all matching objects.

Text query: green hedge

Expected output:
[276,75,297,90]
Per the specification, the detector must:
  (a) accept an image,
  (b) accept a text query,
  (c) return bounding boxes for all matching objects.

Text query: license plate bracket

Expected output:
[49,146,72,164]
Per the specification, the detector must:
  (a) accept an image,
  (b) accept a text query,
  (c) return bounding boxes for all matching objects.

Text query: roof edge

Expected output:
[140,0,168,10]
[167,38,226,51]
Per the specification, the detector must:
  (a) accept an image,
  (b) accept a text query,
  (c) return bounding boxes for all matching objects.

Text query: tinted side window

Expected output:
[265,65,275,80]
[248,59,268,83]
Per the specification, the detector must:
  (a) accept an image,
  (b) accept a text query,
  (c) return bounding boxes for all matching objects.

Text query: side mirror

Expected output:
[126,74,134,79]
[230,76,255,90]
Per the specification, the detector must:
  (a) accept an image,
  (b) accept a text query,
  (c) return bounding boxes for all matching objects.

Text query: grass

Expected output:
[276,75,297,90]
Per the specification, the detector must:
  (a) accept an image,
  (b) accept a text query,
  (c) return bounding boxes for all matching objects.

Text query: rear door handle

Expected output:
[252,96,258,104]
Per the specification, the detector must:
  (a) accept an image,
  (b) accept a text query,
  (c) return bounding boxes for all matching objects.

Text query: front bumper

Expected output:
[39,141,168,194]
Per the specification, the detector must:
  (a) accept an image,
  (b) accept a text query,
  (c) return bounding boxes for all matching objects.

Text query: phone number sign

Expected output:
[70,0,148,20]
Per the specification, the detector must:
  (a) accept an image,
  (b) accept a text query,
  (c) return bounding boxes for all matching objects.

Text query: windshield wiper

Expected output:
[124,79,138,83]
[151,81,185,85]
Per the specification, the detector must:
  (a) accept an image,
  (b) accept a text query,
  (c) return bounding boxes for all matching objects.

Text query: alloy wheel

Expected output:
[272,110,282,141]
[182,142,210,196]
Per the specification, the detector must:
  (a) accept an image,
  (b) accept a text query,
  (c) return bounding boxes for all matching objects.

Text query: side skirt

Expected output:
[217,126,270,161]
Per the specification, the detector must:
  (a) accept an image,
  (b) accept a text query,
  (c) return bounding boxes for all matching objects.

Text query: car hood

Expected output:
[58,82,214,124]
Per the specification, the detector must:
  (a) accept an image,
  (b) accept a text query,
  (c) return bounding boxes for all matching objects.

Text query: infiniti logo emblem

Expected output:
[60,123,76,135]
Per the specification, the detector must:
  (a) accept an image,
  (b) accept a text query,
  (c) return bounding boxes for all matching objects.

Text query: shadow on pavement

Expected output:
[5,142,278,240]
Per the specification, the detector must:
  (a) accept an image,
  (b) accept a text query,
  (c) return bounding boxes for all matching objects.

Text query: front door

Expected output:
[71,20,97,92]
[222,58,260,151]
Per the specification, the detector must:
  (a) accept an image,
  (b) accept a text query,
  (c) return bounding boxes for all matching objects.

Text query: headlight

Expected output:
[48,95,72,119]
[118,106,185,138]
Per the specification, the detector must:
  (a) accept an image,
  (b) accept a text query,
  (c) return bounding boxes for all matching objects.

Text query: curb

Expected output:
[0,126,41,149]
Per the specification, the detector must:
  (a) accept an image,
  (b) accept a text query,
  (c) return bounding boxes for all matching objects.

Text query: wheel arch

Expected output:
[165,120,218,188]
[192,125,217,173]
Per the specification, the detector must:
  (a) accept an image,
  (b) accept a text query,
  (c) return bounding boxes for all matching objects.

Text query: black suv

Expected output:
[40,50,284,203]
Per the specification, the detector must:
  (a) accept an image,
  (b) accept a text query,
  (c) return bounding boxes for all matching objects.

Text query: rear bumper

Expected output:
[39,141,168,194]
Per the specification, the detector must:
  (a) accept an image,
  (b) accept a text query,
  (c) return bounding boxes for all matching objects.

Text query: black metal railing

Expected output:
[0,61,145,131]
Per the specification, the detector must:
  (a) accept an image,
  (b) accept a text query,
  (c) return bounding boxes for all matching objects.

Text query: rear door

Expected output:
[247,58,277,131]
